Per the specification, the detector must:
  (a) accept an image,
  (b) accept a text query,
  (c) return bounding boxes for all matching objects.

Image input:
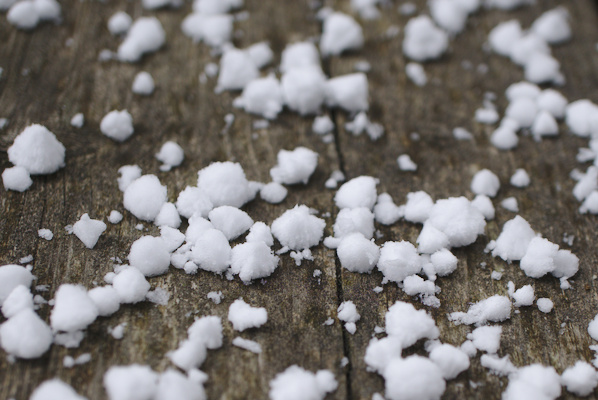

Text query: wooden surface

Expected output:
[1,0,598,399]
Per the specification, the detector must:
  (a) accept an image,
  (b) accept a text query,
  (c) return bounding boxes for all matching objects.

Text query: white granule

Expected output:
[469,325,502,353]
[325,73,369,113]
[132,71,155,95]
[536,298,553,313]
[108,11,132,35]
[73,213,106,249]
[312,115,334,135]
[475,108,499,125]
[406,62,427,87]
[402,15,448,62]
[207,291,222,304]
[260,182,288,204]
[118,17,165,62]
[2,166,33,192]
[510,169,530,187]
[100,110,134,142]
[320,12,364,56]
[383,356,446,400]
[500,197,519,212]
[270,147,319,185]
[233,75,283,119]
[123,175,167,222]
[38,229,53,241]
[269,366,337,400]
[561,361,598,397]
[449,295,511,325]
[429,343,470,380]
[271,205,325,251]
[70,113,84,128]
[29,379,86,400]
[228,298,267,331]
[50,284,99,332]
[471,169,500,197]
[397,154,417,171]
[8,124,65,175]
[88,286,120,317]
[232,337,262,354]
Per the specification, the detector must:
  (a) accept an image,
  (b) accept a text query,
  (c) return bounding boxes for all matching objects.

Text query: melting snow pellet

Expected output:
[207,291,222,304]
[232,337,262,354]
[38,229,53,240]
[491,271,503,280]
[228,298,267,331]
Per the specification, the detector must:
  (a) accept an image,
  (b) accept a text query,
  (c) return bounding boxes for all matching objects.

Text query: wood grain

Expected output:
[1,0,598,399]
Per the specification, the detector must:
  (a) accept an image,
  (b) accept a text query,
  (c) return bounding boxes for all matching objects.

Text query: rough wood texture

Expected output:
[1,0,598,399]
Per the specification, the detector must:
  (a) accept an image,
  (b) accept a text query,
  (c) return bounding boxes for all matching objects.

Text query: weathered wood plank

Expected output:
[0,1,348,399]
[328,0,598,399]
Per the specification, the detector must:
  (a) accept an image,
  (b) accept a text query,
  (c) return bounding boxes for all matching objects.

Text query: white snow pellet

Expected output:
[510,169,530,188]
[492,216,536,261]
[524,53,562,85]
[50,284,99,332]
[536,298,553,313]
[117,165,142,192]
[107,210,124,224]
[505,81,541,102]
[531,7,571,44]
[100,110,134,142]
[73,213,107,249]
[207,291,223,304]
[402,275,436,298]
[374,194,403,225]
[260,182,288,204]
[536,89,567,119]
[471,194,495,220]
[503,364,561,400]
[519,237,559,278]
[402,15,448,62]
[429,0,469,34]
[505,97,538,128]
[580,192,598,214]
[191,229,231,273]
[168,339,207,371]
[108,322,127,340]
[246,42,273,69]
[337,301,360,332]
[232,337,262,354]
[561,361,598,397]
[8,124,65,175]
[30,379,87,400]
[453,127,473,140]
[88,286,120,317]
[281,66,327,115]
[175,186,213,219]
[325,73,369,113]
[449,295,511,325]
[128,236,170,277]
[405,62,427,87]
[566,100,598,138]
[181,13,233,48]
[7,1,39,30]
[118,17,165,62]
[112,267,150,304]
[383,356,446,400]
[425,196,486,248]
[333,207,375,239]
[103,364,158,400]
[280,42,321,74]
[532,111,558,140]
[0,265,34,305]
[471,169,500,197]
[230,242,279,283]
[511,284,535,307]
[385,301,439,347]
[216,48,259,92]
[500,197,519,213]
[154,203,181,229]
[320,12,363,56]
[269,366,337,400]
[480,354,517,376]
[233,75,283,119]
[469,325,502,353]
[197,162,255,208]
[429,344,470,380]
[377,241,422,283]
[270,147,319,185]
[246,222,274,246]
[397,154,417,171]
[364,336,403,374]
[313,115,334,135]
[2,285,33,319]
[271,205,325,251]
[146,287,170,305]
[123,175,167,222]
[108,11,132,35]
[208,206,253,241]
[335,176,378,210]
[404,191,433,223]
[2,166,33,192]
[489,20,523,56]
[228,298,267,331]
[0,308,52,359]
[159,226,185,253]
[431,248,458,276]
[490,126,519,150]
[155,369,207,400]
[38,229,53,240]
[475,108,499,125]
[70,113,84,128]
[132,71,155,95]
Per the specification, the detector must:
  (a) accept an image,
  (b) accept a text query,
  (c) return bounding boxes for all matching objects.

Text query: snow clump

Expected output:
[123,175,168,221]
[269,365,337,400]
[132,71,155,95]
[73,213,107,249]
[118,17,166,62]
[100,110,134,142]
[270,147,319,185]
[320,12,364,56]
[8,124,65,175]
[271,205,326,250]
[197,162,256,208]
[228,298,267,331]
[402,15,449,62]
